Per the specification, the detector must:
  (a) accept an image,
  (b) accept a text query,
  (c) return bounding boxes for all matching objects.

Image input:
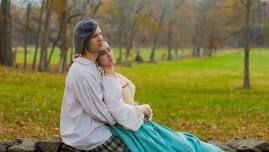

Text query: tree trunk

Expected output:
[192,47,201,57]
[59,49,67,73]
[149,6,166,62]
[38,0,54,72]
[192,25,201,57]
[124,47,131,66]
[116,29,124,64]
[124,31,134,66]
[117,47,122,64]
[32,0,45,71]
[0,0,13,66]
[243,0,251,89]
[0,2,3,65]
[59,0,68,73]
[150,35,158,62]
[134,45,143,62]
[69,47,73,66]
[58,27,68,73]
[202,48,210,57]
[24,1,32,69]
[13,46,17,67]
[174,48,179,59]
[167,48,173,60]
[167,22,173,61]
[47,36,60,66]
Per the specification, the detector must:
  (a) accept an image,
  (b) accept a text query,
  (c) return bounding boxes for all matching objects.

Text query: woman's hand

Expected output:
[139,104,153,121]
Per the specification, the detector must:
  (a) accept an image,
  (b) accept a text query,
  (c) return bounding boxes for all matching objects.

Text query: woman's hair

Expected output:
[74,53,81,58]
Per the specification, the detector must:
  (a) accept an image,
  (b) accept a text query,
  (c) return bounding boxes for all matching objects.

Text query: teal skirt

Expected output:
[110,121,223,152]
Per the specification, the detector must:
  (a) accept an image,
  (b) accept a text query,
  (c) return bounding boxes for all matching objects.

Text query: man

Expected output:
[60,18,152,151]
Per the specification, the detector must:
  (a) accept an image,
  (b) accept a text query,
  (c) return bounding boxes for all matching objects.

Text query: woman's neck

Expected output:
[102,65,115,75]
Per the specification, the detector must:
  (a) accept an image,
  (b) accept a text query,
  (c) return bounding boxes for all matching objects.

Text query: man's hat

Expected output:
[73,18,97,54]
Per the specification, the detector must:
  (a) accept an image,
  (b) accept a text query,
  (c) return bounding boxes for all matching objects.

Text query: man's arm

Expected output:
[72,75,116,125]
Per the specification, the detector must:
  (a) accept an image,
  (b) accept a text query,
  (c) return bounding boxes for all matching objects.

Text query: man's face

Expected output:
[87,26,103,53]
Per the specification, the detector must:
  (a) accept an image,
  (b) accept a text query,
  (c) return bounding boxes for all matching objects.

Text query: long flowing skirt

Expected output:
[110,121,223,152]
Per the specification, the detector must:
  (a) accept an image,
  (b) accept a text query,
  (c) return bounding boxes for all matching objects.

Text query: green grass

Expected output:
[1,48,269,141]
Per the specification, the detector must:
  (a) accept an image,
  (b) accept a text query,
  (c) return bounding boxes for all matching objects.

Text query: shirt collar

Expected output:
[75,57,95,65]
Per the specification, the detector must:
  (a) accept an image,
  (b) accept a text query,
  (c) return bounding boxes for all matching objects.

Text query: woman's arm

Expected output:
[102,76,145,131]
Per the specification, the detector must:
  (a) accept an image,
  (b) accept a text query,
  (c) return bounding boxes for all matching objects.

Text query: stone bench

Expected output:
[1,137,269,152]
[0,138,66,152]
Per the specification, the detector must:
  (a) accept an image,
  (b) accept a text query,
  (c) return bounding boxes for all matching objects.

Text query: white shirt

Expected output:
[60,57,144,150]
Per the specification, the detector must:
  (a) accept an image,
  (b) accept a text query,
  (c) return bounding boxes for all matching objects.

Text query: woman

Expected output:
[97,41,224,152]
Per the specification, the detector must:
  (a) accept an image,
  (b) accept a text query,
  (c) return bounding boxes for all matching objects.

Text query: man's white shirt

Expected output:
[60,57,144,150]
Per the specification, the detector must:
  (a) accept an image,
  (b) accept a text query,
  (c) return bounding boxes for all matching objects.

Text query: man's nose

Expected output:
[98,34,103,41]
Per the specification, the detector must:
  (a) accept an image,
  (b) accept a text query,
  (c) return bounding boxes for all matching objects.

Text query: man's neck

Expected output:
[82,50,98,63]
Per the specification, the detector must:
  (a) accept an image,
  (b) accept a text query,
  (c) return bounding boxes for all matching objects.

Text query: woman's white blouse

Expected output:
[116,73,136,105]
[60,57,144,150]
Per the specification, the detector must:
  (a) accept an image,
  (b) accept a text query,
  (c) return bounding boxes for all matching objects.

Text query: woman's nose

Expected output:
[106,52,112,58]
[107,53,112,58]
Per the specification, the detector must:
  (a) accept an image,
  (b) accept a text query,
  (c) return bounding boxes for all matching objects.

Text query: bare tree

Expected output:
[83,0,103,18]
[125,0,148,65]
[99,1,125,64]
[241,0,252,89]
[149,0,167,62]
[165,0,187,60]
[0,0,13,66]
[56,0,72,73]
[0,1,2,64]
[32,0,45,71]
[253,1,266,45]
[23,0,33,69]
[191,0,212,57]
[106,0,148,65]
[38,0,54,71]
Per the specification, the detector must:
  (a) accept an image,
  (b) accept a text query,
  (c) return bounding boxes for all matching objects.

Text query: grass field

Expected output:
[1,48,269,142]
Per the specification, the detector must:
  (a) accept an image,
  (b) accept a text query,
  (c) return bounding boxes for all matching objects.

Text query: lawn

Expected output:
[1,48,269,142]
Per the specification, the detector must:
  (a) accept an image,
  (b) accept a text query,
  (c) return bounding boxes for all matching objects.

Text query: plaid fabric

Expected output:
[89,136,130,152]
[60,136,130,152]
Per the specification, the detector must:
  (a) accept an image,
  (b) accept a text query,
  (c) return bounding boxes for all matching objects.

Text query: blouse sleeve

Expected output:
[102,76,144,131]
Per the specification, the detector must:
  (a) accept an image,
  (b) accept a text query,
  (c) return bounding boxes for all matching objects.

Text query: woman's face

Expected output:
[97,42,114,67]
